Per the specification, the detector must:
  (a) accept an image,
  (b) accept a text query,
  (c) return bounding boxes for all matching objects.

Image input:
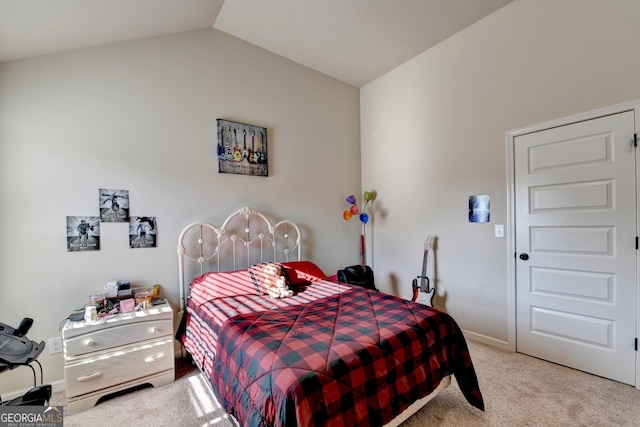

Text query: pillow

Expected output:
[189,269,255,306]
[249,262,293,297]
[281,261,328,289]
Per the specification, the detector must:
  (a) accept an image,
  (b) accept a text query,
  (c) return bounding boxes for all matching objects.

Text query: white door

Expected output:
[515,110,637,385]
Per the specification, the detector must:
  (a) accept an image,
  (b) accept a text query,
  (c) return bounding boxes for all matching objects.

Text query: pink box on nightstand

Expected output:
[120,298,135,313]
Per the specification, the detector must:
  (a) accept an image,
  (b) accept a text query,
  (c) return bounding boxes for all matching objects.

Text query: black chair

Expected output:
[0,318,52,406]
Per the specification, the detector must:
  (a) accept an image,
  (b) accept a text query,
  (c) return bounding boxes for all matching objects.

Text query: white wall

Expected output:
[361,0,640,346]
[0,29,361,396]
[6,0,640,400]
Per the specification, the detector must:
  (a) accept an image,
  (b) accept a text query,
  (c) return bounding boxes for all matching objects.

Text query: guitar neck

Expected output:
[420,250,428,281]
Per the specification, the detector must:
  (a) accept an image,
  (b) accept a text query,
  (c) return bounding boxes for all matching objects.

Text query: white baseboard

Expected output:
[462,328,514,351]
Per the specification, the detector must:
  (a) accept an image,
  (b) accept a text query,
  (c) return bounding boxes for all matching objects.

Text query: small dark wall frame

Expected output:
[216,119,268,177]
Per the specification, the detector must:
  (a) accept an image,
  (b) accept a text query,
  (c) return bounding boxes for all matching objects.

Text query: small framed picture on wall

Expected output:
[216,119,268,177]
[67,216,100,252]
[129,216,157,248]
[99,189,129,222]
[469,194,490,223]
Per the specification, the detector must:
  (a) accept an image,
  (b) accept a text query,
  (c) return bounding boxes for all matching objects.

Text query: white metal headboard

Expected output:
[176,206,302,313]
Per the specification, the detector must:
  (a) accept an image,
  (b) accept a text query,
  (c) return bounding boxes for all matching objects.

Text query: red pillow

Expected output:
[281,261,328,288]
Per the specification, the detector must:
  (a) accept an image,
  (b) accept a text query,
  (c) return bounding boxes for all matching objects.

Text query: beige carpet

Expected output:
[55,340,640,426]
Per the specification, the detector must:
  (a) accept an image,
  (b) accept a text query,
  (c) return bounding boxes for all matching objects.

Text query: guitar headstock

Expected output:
[424,235,435,251]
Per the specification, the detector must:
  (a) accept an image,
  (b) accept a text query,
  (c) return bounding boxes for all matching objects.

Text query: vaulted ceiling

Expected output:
[0,0,513,87]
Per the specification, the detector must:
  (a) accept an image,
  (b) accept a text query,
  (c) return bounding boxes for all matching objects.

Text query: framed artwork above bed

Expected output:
[216,119,268,177]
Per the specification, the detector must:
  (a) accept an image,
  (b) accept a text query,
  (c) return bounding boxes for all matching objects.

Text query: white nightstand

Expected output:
[61,303,175,414]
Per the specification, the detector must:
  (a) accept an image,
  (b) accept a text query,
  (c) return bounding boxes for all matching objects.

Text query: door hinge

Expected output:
[635,133,638,148]
[636,236,639,250]
[636,338,638,351]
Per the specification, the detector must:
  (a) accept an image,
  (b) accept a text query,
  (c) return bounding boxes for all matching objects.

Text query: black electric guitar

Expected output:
[248,131,258,164]
[412,235,435,307]
[257,131,267,164]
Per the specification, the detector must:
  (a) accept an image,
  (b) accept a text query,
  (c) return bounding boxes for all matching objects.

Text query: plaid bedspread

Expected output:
[209,287,484,426]
[178,279,350,381]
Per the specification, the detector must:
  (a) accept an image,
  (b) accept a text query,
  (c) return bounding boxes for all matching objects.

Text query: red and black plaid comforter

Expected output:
[208,286,483,426]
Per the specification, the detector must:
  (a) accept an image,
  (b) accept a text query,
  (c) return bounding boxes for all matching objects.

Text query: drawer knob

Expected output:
[77,371,102,382]
[150,327,159,333]
[145,353,165,363]
[84,339,96,346]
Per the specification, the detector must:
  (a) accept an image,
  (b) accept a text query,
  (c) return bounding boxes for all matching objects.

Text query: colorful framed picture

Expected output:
[216,119,268,177]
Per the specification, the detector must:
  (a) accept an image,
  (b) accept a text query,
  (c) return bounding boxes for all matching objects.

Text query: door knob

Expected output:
[519,253,529,260]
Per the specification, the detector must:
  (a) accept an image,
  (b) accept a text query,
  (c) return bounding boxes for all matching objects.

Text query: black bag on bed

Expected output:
[337,265,377,291]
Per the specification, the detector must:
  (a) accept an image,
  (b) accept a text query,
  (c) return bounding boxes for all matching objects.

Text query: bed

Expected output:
[176,207,484,426]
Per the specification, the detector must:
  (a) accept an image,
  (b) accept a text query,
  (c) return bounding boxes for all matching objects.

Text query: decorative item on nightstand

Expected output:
[88,292,105,312]
[104,280,119,298]
[134,289,152,309]
[119,298,135,313]
[117,281,132,297]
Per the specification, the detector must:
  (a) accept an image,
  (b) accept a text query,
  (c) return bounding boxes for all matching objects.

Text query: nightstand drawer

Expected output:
[64,318,172,357]
[65,336,174,398]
